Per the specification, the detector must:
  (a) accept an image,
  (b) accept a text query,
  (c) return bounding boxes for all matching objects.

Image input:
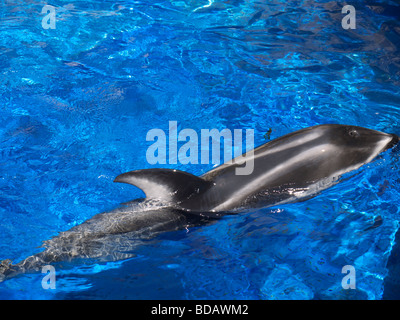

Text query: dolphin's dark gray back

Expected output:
[114,124,398,212]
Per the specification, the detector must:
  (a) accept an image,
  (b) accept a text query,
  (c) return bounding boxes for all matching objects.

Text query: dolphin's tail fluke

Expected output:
[0,259,16,282]
[0,252,54,282]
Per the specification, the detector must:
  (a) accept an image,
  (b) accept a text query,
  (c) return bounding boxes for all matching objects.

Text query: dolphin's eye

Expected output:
[348,129,360,138]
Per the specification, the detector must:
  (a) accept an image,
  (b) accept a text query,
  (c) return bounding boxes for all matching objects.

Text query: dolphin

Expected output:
[114,124,399,212]
[0,124,398,281]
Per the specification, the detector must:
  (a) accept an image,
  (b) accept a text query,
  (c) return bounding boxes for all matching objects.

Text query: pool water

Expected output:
[1,0,400,300]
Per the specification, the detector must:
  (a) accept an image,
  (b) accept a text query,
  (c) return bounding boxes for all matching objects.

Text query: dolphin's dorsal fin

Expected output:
[114,169,212,203]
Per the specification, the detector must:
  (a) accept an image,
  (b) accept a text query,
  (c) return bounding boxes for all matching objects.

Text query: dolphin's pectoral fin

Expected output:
[114,169,213,203]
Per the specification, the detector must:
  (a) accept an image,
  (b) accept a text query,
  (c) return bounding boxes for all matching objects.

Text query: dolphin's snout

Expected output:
[388,133,400,150]
[381,133,400,152]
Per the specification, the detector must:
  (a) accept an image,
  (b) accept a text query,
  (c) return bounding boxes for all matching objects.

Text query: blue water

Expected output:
[1,0,400,300]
